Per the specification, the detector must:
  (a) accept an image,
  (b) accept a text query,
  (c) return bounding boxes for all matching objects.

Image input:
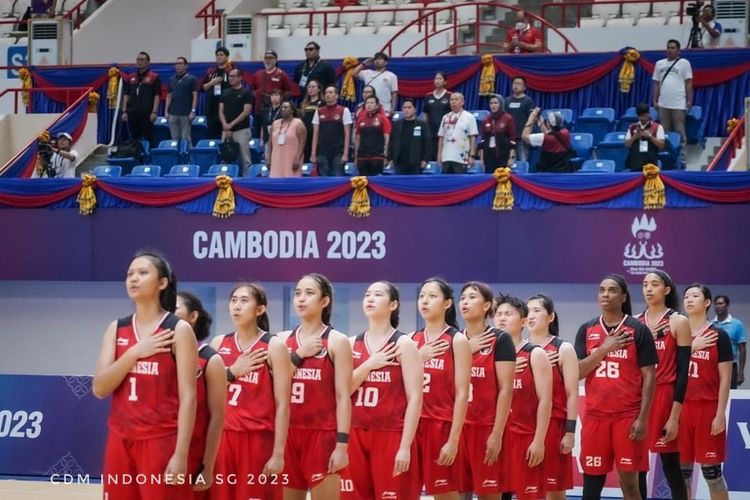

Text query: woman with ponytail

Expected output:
[94,251,197,499]
[412,277,471,500]
[209,283,291,500]
[526,294,578,500]
[346,281,423,499]
[280,273,352,500]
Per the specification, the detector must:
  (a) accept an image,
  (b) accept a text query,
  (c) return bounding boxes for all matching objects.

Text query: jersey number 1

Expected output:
[128,377,138,401]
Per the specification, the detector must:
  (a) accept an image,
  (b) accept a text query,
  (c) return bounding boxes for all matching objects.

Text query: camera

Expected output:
[37,138,57,178]
[686,1,703,18]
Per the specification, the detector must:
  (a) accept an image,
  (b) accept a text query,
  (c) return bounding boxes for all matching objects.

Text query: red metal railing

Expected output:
[0,86,93,114]
[706,117,746,172]
[540,0,691,29]
[62,0,92,29]
[196,0,223,39]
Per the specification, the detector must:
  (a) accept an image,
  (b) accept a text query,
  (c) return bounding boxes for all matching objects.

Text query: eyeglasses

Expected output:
[229,74,241,78]
[304,47,316,52]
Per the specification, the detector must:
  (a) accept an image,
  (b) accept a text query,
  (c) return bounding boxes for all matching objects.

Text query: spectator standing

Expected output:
[355,95,391,176]
[165,57,197,143]
[713,295,747,388]
[122,51,161,147]
[268,102,306,178]
[354,85,376,120]
[219,68,253,174]
[251,49,293,139]
[506,76,534,162]
[351,52,399,115]
[624,103,665,171]
[32,132,79,178]
[31,0,55,16]
[502,11,543,53]
[261,88,283,149]
[202,47,233,139]
[479,95,516,172]
[522,108,573,173]
[293,42,336,93]
[697,5,722,48]
[423,72,452,161]
[652,39,693,161]
[300,80,324,163]
[311,85,352,177]
[388,98,431,175]
[437,92,478,174]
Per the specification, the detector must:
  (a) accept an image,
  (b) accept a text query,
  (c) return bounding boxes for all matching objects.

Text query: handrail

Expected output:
[0,86,93,176]
[540,0,691,29]
[0,86,93,114]
[62,0,91,29]
[706,117,746,172]
[196,0,222,39]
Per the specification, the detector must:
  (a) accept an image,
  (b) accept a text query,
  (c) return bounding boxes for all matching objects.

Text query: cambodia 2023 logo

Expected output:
[622,214,665,276]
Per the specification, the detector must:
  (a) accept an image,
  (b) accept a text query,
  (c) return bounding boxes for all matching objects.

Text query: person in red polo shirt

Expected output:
[251,49,292,139]
[503,11,542,54]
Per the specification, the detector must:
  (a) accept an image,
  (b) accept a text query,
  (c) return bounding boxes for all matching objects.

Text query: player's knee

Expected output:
[701,465,727,493]
[681,464,693,482]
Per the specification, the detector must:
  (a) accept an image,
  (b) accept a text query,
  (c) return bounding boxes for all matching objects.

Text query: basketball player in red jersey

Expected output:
[175,291,226,499]
[636,271,691,500]
[680,284,732,500]
[457,282,515,500]
[94,251,197,499]
[575,274,657,500]
[412,277,471,500]
[280,273,352,499]
[526,294,578,500]
[346,281,423,499]
[494,294,552,500]
[208,283,291,500]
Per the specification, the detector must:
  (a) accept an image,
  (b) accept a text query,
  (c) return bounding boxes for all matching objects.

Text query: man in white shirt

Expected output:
[32,132,79,178]
[652,39,693,160]
[437,92,478,174]
[352,52,399,115]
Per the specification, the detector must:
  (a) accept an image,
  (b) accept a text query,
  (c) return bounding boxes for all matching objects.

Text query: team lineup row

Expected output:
[92,251,732,500]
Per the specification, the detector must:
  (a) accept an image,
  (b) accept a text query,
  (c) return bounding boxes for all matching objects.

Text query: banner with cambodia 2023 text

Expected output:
[1,205,749,284]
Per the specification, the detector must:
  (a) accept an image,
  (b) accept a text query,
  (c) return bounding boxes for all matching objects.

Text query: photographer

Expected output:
[624,103,665,171]
[32,132,79,178]
[696,4,722,48]
[521,108,573,173]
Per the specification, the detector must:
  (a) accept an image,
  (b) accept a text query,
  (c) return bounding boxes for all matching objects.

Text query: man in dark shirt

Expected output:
[293,42,336,93]
[388,98,431,174]
[506,76,534,161]
[122,51,161,147]
[165,57,198,143]
[219,68,253,174]
[202,47,233,139]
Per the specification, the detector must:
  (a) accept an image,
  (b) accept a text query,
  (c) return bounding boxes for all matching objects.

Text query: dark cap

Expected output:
[635,103,650,116]
[215,46,229,56]
[373,51,389,61]
[264,49,278,58]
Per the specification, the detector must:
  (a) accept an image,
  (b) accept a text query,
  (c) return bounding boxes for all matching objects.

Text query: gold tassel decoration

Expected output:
[213,175,236,218]
[348,176,371,217]
[618,48,640,93]
[727,118,740,134]
[106,67,120,109]
[77,174,97,215]
[88,91,100,112]
[340,56,360,102]
[35,130,51,176]
[643,163,665,210]
[19,67,32,106]
[493,167,514,211]
[479,54,496,96]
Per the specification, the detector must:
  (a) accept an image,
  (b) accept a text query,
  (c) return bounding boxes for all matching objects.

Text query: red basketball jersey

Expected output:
[465,328,516,426]
[509,341,540,435]
[351,330,408,432]
[109,313,181,440]
[286,326,338,430]
[575,315,658,419]
[686,325,734,402]
[412,327,458,422]
[541,336,568,421]
[190,344,218,459]
[636,309,677,386]
[216,332,276,432]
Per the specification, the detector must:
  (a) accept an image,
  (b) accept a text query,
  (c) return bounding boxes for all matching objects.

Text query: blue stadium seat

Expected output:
[150,140,182,172]
[249,138,264,165]
[570,133,594,169]
[542,109,574,129]
[164,164,200,177]
[527,146,540,172]
[658,132,683,170]
[467,160,484,174]
[686,105,704,144]
[191,116,209,143]
[595,132,628,171]
[576,108,616,144]
[92,165,121,177]
[581,159,615,173]
[189,139,220,175]
[106,157,138,176]
[300,163,316,176]
[469,110,489,130]
[258,164,270,177]
[344,163,359,176]
[204,164,239,177]
[127,165,161,177]
[423,161,442,174]
[511,160,529,173]
[247,163,266,178]
[382,163,395,175]
[153,116,171,146]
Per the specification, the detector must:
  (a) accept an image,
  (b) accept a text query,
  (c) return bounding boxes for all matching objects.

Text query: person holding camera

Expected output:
[32,132,79,178]
[696,4,722,48]
[521,108,573,173]
[624,103,666,171]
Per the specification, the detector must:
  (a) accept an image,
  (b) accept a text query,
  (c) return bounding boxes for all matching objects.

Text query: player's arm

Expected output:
[209,334,223,351]
[196,354,226,490]
[440,333,471,465]
[559,342,579,452]
[714,330,734,434]
[529,348,552,467]
[396,337,423,465]
[266,336,292,475]
[575,323,607,378]
[167,321,199,476]
[329,331,353,473]
[633,325,657,440]
[488,333,515,464]
[666,314,692,437]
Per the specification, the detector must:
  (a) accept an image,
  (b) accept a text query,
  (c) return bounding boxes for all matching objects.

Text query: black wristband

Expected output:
[565,419,576,433]
[336,432,349,444]
[226,366,236,382]
[290,351,303,368]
